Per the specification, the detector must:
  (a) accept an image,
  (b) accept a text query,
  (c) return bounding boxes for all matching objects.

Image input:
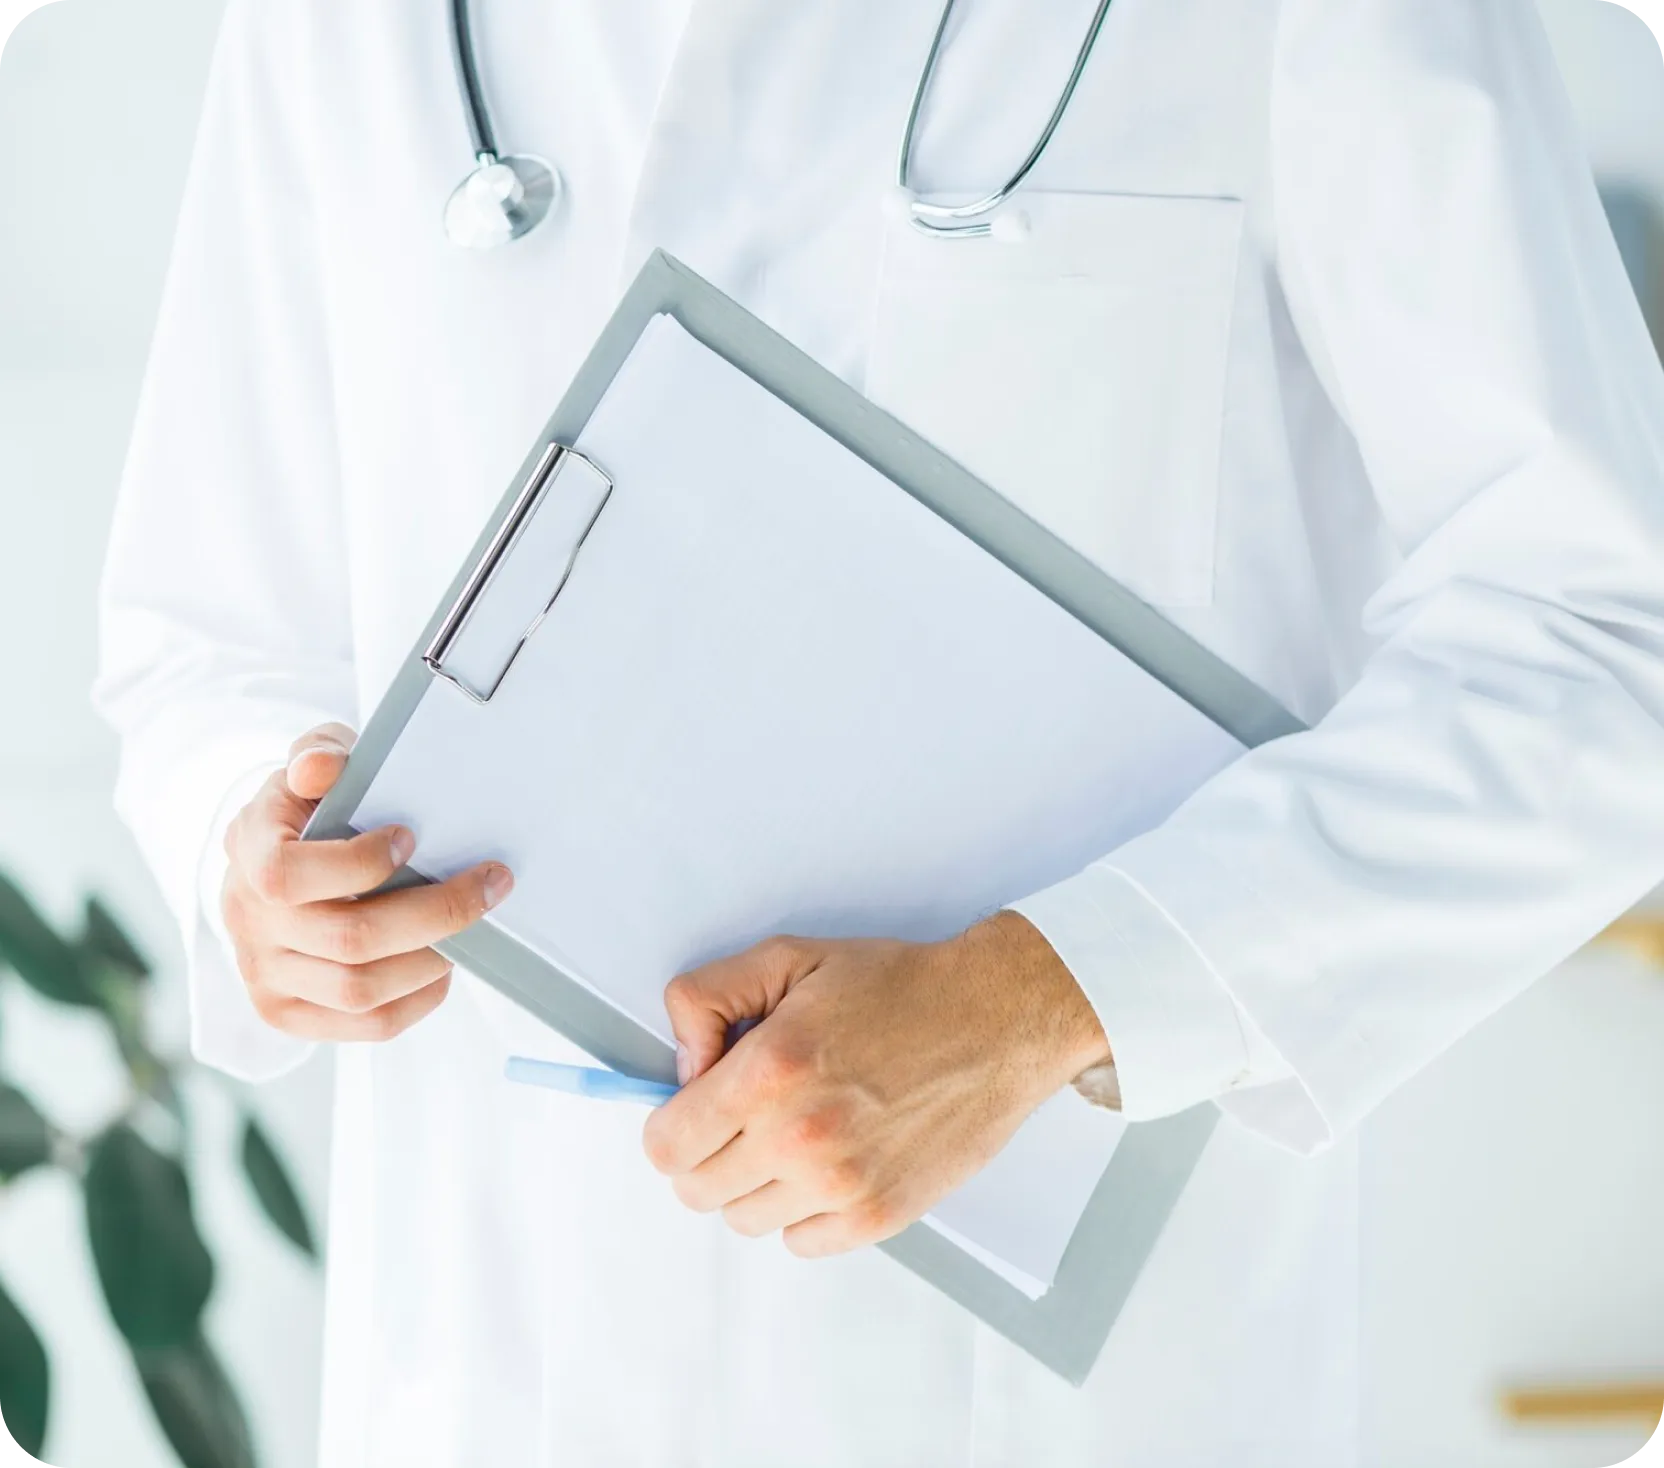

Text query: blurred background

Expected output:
[1,1,1662,1465]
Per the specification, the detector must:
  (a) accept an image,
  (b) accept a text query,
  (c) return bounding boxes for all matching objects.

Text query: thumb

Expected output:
[662,938,816,1085]
[285,723,358,803]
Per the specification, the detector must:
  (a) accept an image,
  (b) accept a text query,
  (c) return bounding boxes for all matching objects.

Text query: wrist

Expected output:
[951,911,1112,1094]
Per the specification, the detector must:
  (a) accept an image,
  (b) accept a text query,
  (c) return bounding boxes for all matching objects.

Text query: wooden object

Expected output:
[1501,1384,1664,1426]
[1595,915,1664,965]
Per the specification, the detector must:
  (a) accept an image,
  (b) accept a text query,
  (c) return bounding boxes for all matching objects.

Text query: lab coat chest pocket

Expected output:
[865,192,1245,607]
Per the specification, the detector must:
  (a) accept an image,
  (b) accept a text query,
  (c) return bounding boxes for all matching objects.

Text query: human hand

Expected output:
[221,722,513,1041]
[641,913,1110,1257]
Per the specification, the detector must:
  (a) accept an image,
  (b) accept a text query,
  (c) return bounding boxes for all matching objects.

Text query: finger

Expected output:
[257,970,453,1043]
[645,1005,816,1178]
[286,723,358,802]
[260,946,453,1013]
[641,1045,753,1178]
[286,721,357,764]
[783,1200,905,1259]
[229,770,317,862]
[721,1180,822,1240]
[671,1131,776,1214]
[662,936,817,1084]
[242,819,416,908]
[284,862,513,965]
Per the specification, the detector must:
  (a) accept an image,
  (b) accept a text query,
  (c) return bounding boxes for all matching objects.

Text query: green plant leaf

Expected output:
[135,1333,254,1468]
[0,873,97,1008]
[79,896,151,981]
[0,1086,50,1181]
[239,1116,315,1259]
[84,1125,213,1351]
[0,1275,48,1459]
[149,1070,190,1134]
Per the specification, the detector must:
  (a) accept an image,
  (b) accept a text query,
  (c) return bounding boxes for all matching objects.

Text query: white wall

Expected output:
[1542,0,1664,195]
[0,3,327,1467]
[0,3,1661,1468]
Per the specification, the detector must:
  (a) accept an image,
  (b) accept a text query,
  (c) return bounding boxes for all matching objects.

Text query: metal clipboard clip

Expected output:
[423,442,614,703]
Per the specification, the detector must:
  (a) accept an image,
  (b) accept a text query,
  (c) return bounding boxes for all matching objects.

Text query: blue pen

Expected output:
[504,1055,680,1106]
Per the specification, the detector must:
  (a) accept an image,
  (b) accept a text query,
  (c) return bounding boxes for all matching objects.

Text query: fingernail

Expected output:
[388,827,415,868]
[676,1043,691,1085]
[483,864,514,909]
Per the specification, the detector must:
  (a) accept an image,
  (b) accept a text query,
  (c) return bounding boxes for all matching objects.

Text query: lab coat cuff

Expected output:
[1094,829,1337,1156]
[105,694,339,1085]
[191,766,317,1083]
[1009,866,1261,1122]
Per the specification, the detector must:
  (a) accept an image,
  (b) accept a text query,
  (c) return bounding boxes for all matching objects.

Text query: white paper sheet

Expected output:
[355,316,1242,1295]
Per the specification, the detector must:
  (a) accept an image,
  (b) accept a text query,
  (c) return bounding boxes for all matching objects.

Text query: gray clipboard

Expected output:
[306,250,1303,1385]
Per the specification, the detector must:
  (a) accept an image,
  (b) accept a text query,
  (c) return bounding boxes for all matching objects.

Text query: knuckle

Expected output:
[787,1105,841,1153]
[641,1121,680,1176]
[662,972,698,1011]
[821,1154,867,1204]
[749,1038,809,1095]
[359,1004,405,1043]
[671,1175,716,1214]
[334,967,380,1015]
[237,945,268,991]
[344,837,386,891]
[852,1195,900,1240]
[242,966,271,1009]
[371,836,403,884]
[249,846,291,904]
[253,774,292,826]
[220,880,249,936]
[782,1226,823,1259]
[327,907,377,963]
[723,1205,773,1240]
[443,880,481,931]
[757,935,805,969]
[247,984,289,1029]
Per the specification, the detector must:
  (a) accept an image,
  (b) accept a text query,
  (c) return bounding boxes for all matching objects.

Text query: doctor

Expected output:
[96,0,1664,1464]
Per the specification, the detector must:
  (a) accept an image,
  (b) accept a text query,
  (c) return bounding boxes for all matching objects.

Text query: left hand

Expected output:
[641,913,1111,1258]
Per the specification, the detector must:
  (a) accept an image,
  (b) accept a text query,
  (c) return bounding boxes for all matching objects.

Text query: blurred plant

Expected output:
[0,872,316,1467]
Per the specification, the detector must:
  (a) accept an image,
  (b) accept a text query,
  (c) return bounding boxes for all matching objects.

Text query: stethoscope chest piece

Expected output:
[444,152,562,249]
[441,0,1110,249]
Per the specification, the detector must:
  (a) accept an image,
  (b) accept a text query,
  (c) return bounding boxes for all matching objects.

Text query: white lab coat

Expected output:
[93,0,1664,1463]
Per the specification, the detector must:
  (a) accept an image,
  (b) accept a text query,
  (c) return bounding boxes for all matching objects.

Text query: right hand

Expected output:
[221,723,514,1041]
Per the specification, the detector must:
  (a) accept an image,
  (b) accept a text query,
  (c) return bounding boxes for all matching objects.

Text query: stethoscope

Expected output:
[442,0,1114,249]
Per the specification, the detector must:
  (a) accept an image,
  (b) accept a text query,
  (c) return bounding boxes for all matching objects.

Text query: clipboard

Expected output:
[306,250,1303,1384]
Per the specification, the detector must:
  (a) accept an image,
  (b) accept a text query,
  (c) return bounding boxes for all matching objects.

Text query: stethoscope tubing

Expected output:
[445,0,1113,245]
[897,0,1116,237]
[450,0,498,163]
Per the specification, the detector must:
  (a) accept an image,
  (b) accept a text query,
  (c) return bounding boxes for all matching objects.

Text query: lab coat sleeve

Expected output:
[93,0,353,1082]
[1014,0,1664,1154]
